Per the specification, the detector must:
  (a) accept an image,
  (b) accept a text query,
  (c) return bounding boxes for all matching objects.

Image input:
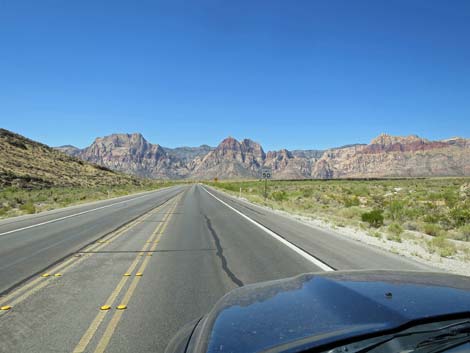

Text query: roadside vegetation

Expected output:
[206,178,470,262]
[0,181,178,220]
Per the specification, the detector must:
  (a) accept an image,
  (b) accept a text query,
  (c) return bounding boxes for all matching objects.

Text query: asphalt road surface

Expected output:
[0,184,435,353]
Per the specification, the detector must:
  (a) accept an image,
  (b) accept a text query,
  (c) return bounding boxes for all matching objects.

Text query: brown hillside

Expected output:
[0,129,143,189]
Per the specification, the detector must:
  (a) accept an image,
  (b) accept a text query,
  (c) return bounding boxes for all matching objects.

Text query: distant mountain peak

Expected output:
[370,133,427,146]
[55,131,470,180]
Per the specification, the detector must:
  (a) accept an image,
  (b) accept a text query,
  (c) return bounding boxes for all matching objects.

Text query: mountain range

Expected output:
[55,132,470,179]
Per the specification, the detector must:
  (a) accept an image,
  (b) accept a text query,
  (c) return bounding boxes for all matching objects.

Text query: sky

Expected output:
[0,0,469,151]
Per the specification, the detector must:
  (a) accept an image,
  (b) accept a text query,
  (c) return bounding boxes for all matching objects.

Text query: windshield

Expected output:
[0,1,469,353]
[325,319,470,353]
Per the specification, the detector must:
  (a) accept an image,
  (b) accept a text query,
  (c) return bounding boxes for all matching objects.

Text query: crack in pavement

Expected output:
[204,215,244,287]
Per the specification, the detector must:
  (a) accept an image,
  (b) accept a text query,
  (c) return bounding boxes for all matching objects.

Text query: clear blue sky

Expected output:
[1,0,469,151]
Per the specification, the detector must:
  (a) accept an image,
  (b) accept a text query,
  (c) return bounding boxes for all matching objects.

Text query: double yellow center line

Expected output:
[0,195,175,314]
[72,195,181,353]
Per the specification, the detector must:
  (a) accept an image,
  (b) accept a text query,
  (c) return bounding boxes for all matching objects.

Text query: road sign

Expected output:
[261,168,272,179]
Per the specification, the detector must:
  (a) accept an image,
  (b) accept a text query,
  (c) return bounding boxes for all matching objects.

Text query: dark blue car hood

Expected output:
[185,271,470,353]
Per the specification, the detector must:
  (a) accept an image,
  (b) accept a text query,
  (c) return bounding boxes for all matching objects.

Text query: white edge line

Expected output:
[201,185,334,272]
[0,187,177,237]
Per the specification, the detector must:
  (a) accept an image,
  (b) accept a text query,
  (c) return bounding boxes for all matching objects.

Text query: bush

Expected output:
[343,196,360,207]
[367,230,382,238]
[19,201,36,214]
[427,236,457,257]
[403,221,419,231]
[0,206,10,216]
[338,207,362,219]
[387,200,405,221]
[386,224,403,243]
[422,223,441,237]
[271,190,287,202]
[458,224,470,242]
[361,210,384,228]
[387,223,404,239]
[449,207,470,227]
[301,188,313,198]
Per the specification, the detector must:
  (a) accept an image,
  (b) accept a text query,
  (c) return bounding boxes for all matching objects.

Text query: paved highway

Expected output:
[0,184,434,353]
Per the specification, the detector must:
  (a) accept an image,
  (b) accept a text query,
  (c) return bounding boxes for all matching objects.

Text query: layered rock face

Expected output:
[70,133,190,179]
[190,137,266,179]
[311,134,470,178]
[57,133,470,179]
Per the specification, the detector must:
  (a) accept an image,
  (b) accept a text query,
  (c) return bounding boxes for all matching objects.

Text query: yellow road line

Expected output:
[92,199,178,352]
[0,211,147,307]
[72,247,151,353]
[91,199,179,353]
[0,200,170,309]
[72,198,179,353]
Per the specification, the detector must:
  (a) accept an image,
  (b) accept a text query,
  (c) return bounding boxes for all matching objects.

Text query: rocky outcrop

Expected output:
[264,149,314,179]
[190,137,266,179]
[75,133,190,179]
[163,145,214,162]
[311,134,470,178]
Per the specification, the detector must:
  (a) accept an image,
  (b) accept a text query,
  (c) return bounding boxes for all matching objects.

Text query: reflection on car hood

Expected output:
[189,270,470,353]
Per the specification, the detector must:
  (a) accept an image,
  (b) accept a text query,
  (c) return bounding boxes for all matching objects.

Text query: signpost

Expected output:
[261,168,272,199]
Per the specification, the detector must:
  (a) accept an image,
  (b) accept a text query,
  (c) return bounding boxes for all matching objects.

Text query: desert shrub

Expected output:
[217,183,240,192]
[351,185,369,197]
[361,210,384,228]
[457,224,470,242]
[343,196,360,207]
[0,206,10,216]
[271,190,287,202]
[427,236,457,257]
[388,223,404,237]
[371,194,385,208]
[449,207,470,227]
[338,207,362,219]
[443,190,458,208]
[387,200,405,221]
[422,223,441,237]
[423,214,439,224]
[19,201,36,214]
[301,188,313,198]
[403,221,419,231]
[387,223,403,242]
[367,230,382,238]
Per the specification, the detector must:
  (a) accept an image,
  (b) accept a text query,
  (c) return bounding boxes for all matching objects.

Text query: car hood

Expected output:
[183,270,470,353]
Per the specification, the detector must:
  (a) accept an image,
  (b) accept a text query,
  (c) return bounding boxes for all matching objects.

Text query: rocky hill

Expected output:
[56,132,470,179]
[311,134,470,178]
[0,129,143,189]
[75,133,189,179]
[190,137,267,179]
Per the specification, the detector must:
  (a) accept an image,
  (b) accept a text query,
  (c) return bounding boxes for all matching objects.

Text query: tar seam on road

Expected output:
[204,215,244,287]
[202,186,335,272]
